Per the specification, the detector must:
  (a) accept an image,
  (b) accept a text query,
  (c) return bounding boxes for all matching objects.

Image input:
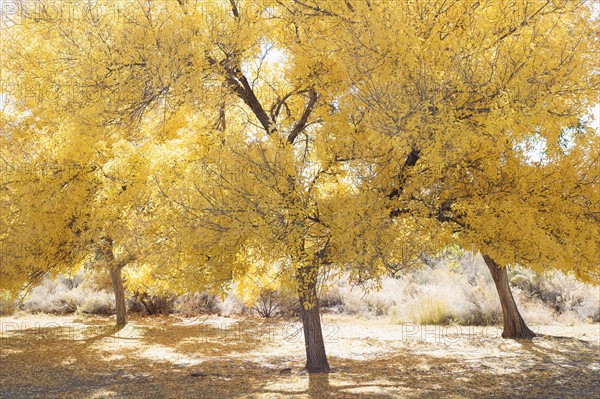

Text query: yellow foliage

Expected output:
[1,0,598,301]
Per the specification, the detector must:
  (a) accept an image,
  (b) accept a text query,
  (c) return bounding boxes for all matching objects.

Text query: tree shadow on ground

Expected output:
[1,319,598,399]
[138,318,272,357]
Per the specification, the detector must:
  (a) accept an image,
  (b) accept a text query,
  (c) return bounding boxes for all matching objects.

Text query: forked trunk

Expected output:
[483,255,535,339]
[297,265,330,373]
[109,265,127,326]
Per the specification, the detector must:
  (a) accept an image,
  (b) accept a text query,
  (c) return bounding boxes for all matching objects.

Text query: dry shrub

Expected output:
[174,292,222,316]
[410,298,455,324]
[462,285,502,325]
[219,290,248,316]
[22,273,115,315]
[319,254,599,326]
[251,288,297,318]
[510,267,600,322]
[130,292,174,315]
[319,285,344,310]
[79,291,115,315]
[14,254,599,325]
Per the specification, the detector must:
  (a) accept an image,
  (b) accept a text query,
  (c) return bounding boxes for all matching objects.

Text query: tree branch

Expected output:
[287,88,318,144]
[207,55,275,136]
[229,0,240,18]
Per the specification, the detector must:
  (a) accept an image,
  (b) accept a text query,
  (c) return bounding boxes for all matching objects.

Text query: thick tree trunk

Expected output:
[483,255,535,339]
[297,265,330,373]
[109,265,127,326]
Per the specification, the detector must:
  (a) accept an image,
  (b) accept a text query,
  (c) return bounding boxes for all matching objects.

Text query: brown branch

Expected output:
[228,0,240,18]
[290,0,337,16]
[207,55,275,135]
[287,89,318,144]
[270,89,309,121]
[117,253,137,269]
[388,148,420,199]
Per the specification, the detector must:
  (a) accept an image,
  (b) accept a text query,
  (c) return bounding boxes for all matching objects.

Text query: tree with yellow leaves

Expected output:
[0,106,153,325]
[0,2,169,325]
[1,1,598,376]
[312,0,600,338]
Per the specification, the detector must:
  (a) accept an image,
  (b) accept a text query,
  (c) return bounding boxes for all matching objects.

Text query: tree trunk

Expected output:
[109,265,127,326]
[297,265,330,373]
[483,254,535,339]
[101,238,127,327]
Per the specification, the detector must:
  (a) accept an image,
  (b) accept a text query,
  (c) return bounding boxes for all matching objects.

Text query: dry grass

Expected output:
[21,274,114,315]
[408,297,453,325]
[1,313,598,398]
[13,254,599,327]
[321,254,599,325]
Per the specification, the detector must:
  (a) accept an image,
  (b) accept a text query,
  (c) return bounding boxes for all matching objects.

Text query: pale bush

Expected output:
[510,266,600,322]
[218,290,248,316]
[319,284,344,311]
[14,253,600,325]
[322,257,501,325]
[320,278,401,316]
[22,273,116,315]
[576,297,600,323]
[459,264,502,325]
[319,254,599,326]
[174,289,250,317]
[24,276,78,314]
[79,291,114,315]
[514,291,556,325]
[462,284,502,325]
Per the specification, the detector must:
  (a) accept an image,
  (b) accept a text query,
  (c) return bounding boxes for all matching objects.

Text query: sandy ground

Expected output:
[0,313,598,398]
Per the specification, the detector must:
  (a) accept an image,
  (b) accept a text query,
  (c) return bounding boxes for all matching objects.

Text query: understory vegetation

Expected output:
[3,254,597,325]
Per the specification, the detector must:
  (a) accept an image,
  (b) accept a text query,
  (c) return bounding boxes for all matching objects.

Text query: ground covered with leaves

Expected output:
[1,314,598,398]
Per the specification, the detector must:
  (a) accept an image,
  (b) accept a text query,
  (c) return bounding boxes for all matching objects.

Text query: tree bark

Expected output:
[101,238,127,326]
[109,263,127,326]
[483,254,535,339]
[297,265,330,373]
